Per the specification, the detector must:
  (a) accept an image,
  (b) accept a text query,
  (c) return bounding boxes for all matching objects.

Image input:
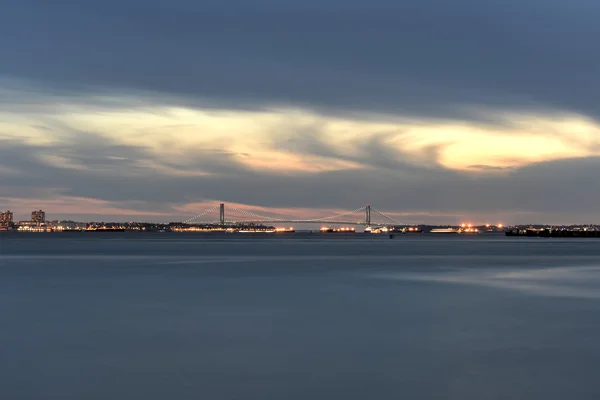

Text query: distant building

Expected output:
[0,210,13,226]
[31,210,46,224]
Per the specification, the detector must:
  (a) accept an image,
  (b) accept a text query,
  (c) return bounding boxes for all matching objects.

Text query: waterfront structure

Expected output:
[0,202,514,233]
[0,210,13,226]
[17,221,50,232]
[31,210,46,224]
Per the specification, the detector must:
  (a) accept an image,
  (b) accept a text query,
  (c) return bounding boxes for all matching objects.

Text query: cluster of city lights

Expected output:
[461,223,504,228]
[320,227,356,232]
[458,223,505,233]
[275,227,295,232]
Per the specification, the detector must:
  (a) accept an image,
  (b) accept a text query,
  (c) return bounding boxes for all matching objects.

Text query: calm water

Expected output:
[2,233,600,399]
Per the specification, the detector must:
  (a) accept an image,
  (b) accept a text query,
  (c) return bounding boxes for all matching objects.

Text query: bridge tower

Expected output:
[219,203,225,225]
[365,204,371,226]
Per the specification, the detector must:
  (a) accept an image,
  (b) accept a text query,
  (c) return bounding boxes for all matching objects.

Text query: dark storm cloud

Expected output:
[2,0,600,119]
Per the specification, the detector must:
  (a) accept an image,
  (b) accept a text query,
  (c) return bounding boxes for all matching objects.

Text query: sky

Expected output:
[2,0,600,224]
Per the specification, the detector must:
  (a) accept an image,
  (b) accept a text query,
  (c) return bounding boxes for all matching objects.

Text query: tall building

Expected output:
[31,210,46,224]
[0,210,13,226]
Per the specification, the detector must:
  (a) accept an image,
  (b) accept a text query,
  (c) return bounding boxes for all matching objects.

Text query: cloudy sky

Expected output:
[2,0,600,224]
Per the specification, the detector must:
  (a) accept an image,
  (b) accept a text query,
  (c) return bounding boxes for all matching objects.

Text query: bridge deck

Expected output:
[185,220,395,226]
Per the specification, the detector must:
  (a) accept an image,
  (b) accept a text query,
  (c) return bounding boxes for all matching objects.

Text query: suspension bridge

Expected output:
[182,204,402,227]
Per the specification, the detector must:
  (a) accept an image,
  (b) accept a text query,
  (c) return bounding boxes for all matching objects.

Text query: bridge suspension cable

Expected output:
[227,206,279,221]
[370,207,403,225]
[227,205,367,223]
[296,206,366,223]
[183,205,220,224]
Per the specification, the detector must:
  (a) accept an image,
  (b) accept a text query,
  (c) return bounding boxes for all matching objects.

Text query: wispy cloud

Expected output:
[0,195,171,219]
[3,84,600,174]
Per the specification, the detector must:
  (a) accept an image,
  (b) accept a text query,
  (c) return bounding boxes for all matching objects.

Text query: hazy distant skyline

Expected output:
[2,0,600,224]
